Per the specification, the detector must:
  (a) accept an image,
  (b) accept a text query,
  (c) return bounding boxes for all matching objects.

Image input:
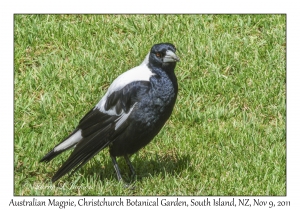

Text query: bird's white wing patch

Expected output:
[54,129,82,152]
[95,57,154,115]
[115,102,137,130]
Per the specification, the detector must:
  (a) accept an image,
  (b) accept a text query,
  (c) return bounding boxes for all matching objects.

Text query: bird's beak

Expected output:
[163,50,180,63]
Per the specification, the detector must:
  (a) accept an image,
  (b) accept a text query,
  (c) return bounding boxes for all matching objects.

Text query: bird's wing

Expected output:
[41,62,154,162]
[39,106,119,163]
[51,80,151,182]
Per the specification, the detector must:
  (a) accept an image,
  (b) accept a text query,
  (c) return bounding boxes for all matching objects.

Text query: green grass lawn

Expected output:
[14,14,286,196]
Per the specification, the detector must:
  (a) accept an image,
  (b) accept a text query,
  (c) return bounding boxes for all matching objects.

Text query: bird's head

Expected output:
[148,43,180,70]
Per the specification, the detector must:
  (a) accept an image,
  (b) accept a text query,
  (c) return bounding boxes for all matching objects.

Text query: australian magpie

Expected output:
[40,43,180,183]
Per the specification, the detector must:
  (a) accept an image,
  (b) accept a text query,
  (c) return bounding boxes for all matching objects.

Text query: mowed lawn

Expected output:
[14,14,286,195]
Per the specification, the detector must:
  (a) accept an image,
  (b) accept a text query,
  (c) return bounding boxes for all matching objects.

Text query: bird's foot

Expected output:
[123,182,135,190]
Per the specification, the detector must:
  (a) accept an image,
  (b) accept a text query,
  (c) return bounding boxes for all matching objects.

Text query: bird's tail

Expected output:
[40,149,63,163]
[51,124,113,182]
[40,129,82,163]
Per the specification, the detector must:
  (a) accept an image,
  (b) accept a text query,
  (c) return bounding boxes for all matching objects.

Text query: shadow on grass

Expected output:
[79,153,192,183]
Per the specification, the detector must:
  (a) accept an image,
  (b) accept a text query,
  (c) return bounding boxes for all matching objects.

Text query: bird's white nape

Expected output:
[95,55,155,115]
[141,53,150,65]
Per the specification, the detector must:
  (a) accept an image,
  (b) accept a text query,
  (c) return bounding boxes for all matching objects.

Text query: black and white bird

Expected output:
[40,43,180,183]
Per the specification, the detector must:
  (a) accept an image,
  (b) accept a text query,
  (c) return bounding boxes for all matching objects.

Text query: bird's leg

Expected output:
[124,155,136,178]
[111,155,135,189]
[110,155,123,182]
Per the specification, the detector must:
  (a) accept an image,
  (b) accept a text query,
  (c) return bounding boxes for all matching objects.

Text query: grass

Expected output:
[14,14,286,196]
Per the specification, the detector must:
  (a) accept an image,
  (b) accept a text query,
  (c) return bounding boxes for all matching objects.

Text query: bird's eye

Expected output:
[156,52,162,58]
